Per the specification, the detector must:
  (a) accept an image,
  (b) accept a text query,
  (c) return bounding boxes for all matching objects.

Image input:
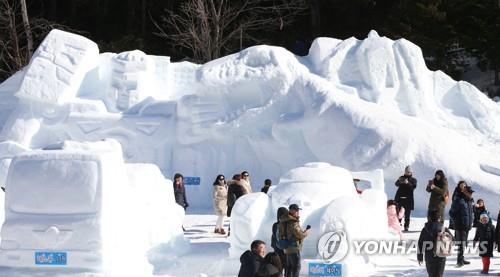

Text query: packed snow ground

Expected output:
[1,212,496,276]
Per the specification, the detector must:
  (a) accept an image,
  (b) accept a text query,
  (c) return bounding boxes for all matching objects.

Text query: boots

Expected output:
[220,228,226,235]
[214,228,220,234]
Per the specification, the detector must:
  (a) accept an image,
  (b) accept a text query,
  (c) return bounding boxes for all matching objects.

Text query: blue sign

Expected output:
[184,177,201,186]
[308,262,342,276]
[35,252,67,265]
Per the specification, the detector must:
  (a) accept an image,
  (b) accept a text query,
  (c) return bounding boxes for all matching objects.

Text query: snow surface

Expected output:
[2,214,495,276]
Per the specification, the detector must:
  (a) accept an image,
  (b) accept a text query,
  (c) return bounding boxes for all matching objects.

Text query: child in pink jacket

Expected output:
[387,199,405,240]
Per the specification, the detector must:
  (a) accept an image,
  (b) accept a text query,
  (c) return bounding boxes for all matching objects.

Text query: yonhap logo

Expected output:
[317,230,349,263]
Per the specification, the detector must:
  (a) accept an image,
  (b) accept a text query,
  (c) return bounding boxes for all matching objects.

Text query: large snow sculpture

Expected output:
[0,29,499,212]
[228,162,388,276]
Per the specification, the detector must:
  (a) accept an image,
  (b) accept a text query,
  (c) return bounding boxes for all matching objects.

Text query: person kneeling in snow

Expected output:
[473,212,495,275]
[239,240,266,277]
[387,200,405,240]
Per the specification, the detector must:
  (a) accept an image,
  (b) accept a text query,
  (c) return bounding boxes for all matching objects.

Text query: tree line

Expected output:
[0,0,499,97]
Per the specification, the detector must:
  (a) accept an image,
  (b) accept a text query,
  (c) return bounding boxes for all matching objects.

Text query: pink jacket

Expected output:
[387,205,405,233]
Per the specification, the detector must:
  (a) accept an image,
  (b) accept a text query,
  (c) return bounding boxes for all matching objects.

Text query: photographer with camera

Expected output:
[449,181,474,267]
[426,170,449,224]
[278,204,310,277]
[395,165,417,231]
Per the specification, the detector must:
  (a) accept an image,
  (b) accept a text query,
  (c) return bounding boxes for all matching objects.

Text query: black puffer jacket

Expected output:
[395,175,417,210]
[417,221,447,262]
[448,188,473,231]
[474,221,496,257]
[227,180,248,217]
[238,250,263,277]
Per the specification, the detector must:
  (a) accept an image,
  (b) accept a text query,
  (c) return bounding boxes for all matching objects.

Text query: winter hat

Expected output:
[404,165,412,174]
[479,212,491,224]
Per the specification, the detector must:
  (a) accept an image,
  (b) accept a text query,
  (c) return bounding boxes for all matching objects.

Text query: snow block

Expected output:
[0,139,185,274]
[16,29,99,105]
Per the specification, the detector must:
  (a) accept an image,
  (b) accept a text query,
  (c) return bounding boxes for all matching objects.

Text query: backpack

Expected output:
[434,226,454,257]
[444,189,450,205]
[276,221,290,250]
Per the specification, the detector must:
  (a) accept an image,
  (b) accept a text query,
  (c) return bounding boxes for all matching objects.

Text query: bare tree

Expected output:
[0,0,23,76]
[20,0,33,59]
[153,0,307,63]
[0,0,79,81]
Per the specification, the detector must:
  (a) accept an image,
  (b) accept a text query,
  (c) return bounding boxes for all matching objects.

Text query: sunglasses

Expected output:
[219,178,225,181]
[243,174,249,177]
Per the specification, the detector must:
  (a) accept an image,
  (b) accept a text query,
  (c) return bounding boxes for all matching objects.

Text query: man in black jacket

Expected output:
[238,240,266,277]
[449,181,474,267]
[395,165,417,231]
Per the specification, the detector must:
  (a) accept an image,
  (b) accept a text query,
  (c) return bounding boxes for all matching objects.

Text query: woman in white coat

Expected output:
[213,174,228,234]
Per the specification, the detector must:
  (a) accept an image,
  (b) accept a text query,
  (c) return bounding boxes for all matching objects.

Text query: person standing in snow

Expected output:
[279,204,310,277]
[241,171,253,193]
[173,173,189,210]
[227,174,250,217]
[473,199,487,228]
[426,170,448,223]
[261,179,272,194]
[473,212,495,275]
[227,174,250,236]
[239,240,266,277]
[271,207,288,275]
[394,165,417,231]
[448,181,474,267]
[212,174,228,235]
[417,209,448,277]
[257,252,283,277]
[387,200,405,240]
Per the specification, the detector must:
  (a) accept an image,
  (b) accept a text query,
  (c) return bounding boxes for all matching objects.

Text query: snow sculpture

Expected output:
[228,162,388,276]
[110,50,155,111]
[0,139,186,275]
[0,29,499,212]
[16,29,99,105]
